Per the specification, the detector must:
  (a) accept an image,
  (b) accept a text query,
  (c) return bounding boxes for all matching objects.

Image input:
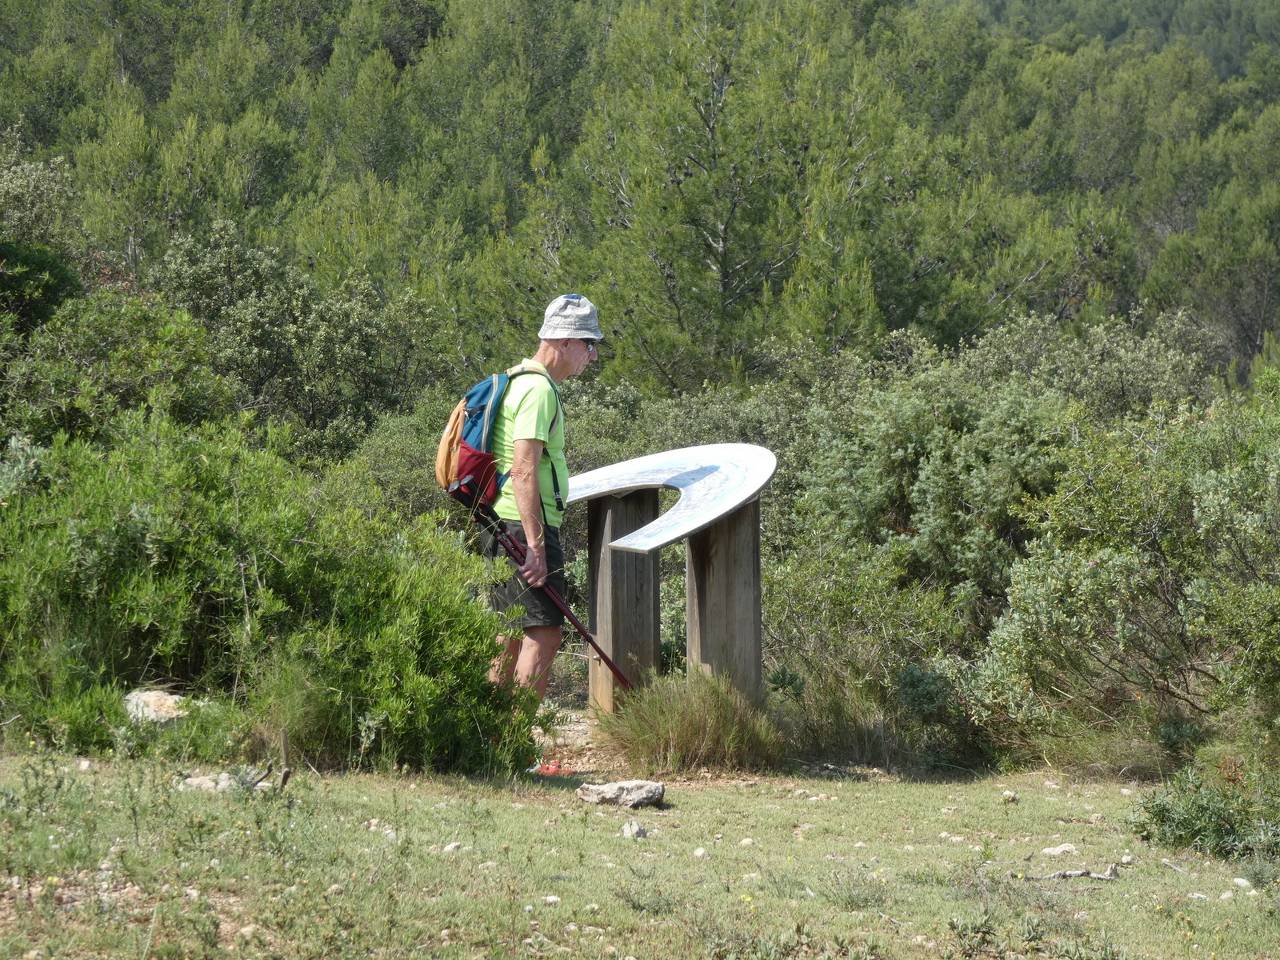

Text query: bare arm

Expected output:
[509,438,548,586]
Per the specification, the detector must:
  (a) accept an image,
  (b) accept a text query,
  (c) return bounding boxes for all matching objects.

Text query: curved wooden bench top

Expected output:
[566,443,777,554]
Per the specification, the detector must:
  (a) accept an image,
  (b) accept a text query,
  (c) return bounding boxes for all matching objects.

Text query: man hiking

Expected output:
[483,294,603,700]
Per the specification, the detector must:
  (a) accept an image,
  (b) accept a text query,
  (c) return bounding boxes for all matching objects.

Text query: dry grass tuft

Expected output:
[596,670,784,773]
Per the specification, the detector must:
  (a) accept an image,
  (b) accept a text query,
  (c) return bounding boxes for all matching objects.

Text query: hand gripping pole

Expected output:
[476,507,633,692]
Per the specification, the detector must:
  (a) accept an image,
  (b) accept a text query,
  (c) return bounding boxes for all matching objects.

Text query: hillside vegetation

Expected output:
[2,0,1280,840]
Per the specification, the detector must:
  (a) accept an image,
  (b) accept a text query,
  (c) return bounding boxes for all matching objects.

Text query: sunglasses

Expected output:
[577,339,600,354]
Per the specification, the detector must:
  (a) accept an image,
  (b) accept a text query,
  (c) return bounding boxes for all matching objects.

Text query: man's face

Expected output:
[564,337,598,377]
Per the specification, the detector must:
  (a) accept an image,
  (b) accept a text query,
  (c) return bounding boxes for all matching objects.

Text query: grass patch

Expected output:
[597,670,785,773]
[817,869,888,911]
[3,753,1279,959]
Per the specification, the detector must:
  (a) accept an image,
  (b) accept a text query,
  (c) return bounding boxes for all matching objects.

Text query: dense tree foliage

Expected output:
[974,0,1280,79]
[2,0,1278,385]
[2,0,1280,784]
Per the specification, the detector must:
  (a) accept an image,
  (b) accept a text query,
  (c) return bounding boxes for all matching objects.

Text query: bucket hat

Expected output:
[538,294,603,341]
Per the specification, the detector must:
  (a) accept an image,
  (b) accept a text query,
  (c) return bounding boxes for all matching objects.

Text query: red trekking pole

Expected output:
[476,506,633,692]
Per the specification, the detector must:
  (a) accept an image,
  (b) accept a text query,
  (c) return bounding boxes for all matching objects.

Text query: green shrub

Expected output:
[968,375,1280,763]
[1135,765,1280,860]
[0,125,79,253]
[348,384,464,522]
[0,434,42,506]
[0,128,82,342]
[0,240,80,336]
[151,223,456,461]
[763,544,978,769]
[957,309,1219,421]
[41,683,126,754]
[2,289,236,443]
[597,671,784,773]
[112,697,255,764]
[0,409,536,772]
[795,341,1071,643]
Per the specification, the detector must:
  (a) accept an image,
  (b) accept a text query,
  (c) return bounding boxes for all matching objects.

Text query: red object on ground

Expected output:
[533,760,576,777]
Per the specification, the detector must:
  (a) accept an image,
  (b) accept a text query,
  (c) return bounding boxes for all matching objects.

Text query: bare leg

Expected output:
[513,626,563,700]
[488,634,523,686]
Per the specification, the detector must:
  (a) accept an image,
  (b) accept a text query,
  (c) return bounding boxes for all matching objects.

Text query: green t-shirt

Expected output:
[491,360,567,528]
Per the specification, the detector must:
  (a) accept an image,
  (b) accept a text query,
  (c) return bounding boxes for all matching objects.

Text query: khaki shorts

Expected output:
[480,520,567,629]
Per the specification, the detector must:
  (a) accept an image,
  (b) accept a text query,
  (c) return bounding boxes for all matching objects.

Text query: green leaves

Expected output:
[151,223,445,458]
[0,408,536,771]
[1,290,234,443]
[1145,177,1280,360]
[0,242,81,337]
[972,376,1280,757]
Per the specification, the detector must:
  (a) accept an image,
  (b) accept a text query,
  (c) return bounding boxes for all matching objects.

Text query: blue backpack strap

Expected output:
[479,373,507,450]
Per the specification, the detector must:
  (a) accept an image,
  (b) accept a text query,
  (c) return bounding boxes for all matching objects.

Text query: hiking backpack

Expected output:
[435,367,562,512]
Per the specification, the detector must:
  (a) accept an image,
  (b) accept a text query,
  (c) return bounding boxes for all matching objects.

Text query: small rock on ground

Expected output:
[125,689,188,723]
[180,772,236,793]
[1042,843,1078,857]
[576,780,664,808]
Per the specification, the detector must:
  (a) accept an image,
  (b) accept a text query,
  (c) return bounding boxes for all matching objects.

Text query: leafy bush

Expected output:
[967,373,1280,765]
[597,671,784,773]
[0,434,42,507]
[348,384,465,522]
[1135,764,1280,860]
[41,683,126,754]
[110,697,255,764]
[151,222,457,461]
[958,309,1220,420]
[1190,373,1280,717]
[0,240,80,336]
[0,125,78,251]
[0,409,536,771]
[2,289,235,443]
[793,334,1071,644]
[764,544,975,769]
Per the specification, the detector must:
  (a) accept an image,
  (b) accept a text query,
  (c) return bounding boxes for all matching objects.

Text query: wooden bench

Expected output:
[567,444,777,711]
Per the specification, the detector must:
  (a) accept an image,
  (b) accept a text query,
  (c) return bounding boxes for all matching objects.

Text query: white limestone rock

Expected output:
[576,780,665,809]
[1041,843,1078,857]
[179,772,236,793]
[124,689,188,723]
